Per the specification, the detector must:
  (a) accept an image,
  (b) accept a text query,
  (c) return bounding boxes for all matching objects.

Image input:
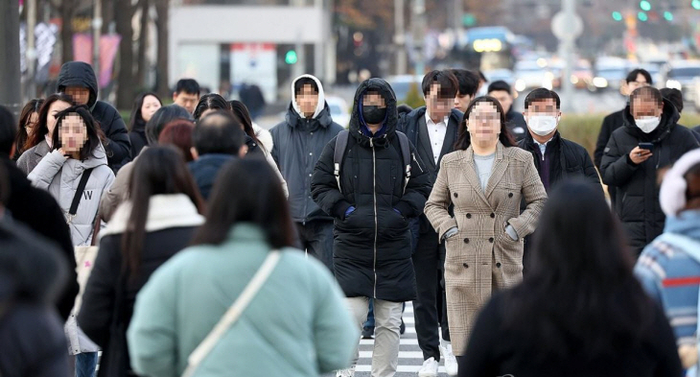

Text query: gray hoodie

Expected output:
[28,144,115,246]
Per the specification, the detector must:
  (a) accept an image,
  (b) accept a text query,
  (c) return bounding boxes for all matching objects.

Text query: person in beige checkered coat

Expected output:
[425,97,547,358]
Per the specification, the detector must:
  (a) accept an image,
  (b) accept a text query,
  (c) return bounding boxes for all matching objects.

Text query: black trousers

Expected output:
[412,227,450,362]
[295,220,335,275]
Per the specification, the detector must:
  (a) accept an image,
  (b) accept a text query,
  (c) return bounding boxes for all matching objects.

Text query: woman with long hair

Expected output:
[424,96,547,360]
[27,105,115,377]
[193,93,231,121]
[458,180,682,376]
[128,92,162,157]
[17,93,73,174]
[230,99,274,153]
[127,158,357,376]
[28,105,114,246]
[12,98,44,160]
[78,146,204,377]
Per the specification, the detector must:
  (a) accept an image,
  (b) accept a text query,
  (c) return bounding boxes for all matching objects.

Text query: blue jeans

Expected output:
[76,352,98,377]
[364,299,375,329]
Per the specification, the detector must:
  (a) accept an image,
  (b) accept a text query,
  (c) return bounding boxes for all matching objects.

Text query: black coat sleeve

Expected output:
[394,144,431,218]
[96,104,131,169]
[311,137,353,220]
[77,235,122,348]
[594,115,614,169]
[600,132,639,187]
[458,294,500,377]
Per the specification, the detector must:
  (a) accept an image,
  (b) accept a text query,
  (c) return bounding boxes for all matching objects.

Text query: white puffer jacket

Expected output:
[28,144,115,246]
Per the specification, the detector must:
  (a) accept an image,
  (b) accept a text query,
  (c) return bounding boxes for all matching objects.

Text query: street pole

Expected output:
[93,0,102,99]
[27,0,37,99]
[394,0,406,75]
[412,0,425,76]
[560,0,576,113]
[0,0,22,117]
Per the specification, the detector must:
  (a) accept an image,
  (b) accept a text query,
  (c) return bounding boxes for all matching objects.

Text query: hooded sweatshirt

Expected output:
[57,62,132,172]
[271,75,343,223]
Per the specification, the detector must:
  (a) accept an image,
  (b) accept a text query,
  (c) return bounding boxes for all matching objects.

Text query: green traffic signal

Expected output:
[640,0,651,11]
[285,50,298,65]
[638,11,648,21]
[664,11,673,21]
[612,11,623,21]
[693,0,700,10]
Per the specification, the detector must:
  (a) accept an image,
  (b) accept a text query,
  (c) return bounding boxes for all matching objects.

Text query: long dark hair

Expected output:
[229,100,262,150]
[122,146,204,278]
[13,99,44,159]
[502,179,653,362]
[25,93,74,150]
[51,105,107,161]
[128,92,162,132]
[192,158,294,248]
[193,93,231,121]
[454,96,516,150]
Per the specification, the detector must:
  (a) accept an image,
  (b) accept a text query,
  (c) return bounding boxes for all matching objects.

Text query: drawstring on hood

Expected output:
[291,74,326,119]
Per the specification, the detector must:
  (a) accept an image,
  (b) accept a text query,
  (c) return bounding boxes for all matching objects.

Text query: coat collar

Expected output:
[458,142,508,209]
[101,194,204,237]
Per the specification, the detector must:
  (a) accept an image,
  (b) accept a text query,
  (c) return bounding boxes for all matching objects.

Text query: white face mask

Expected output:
[635,116,661,133]
[527,115,559,136]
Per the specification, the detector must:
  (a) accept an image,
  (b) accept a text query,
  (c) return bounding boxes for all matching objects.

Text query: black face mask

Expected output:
[363,106,387,124]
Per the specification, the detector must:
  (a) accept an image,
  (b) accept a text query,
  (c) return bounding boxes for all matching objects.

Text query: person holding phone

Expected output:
[601,86,699,255]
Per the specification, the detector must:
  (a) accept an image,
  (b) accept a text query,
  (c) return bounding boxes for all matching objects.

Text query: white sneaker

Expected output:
[336,365,356,377]
[440,341,458,376]
[418,357,439,377]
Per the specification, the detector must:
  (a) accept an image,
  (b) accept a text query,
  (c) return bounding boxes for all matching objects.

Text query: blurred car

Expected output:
[484,69,515,86]
[386,74,424,103]
[593,65,627,93]
[325,96,351,128]
[664,61,700,104]
[514,60,553,92]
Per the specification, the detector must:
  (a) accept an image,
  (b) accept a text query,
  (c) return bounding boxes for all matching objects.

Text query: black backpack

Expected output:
[333,130,412,195]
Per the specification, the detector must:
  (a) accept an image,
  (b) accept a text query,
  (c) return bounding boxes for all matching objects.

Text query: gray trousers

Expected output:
[346,297,403,377]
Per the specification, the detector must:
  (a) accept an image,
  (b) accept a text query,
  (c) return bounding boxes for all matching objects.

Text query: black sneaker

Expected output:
[400,319,406,335]
[362,327,374,339]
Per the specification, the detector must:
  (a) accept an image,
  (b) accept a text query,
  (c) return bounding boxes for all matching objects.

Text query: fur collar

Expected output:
[101,194,204,237]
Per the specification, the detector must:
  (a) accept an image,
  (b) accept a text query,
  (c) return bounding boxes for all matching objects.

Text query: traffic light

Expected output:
[284,50,298,65]
[638,11,648,21]
[693,0,700,9]
[664,11,673,21]
[640,0,651,11]
[612,11,623,21]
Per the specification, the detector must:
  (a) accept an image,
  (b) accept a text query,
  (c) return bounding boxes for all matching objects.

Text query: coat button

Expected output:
[490,213,495,218]
[463,238,469,244]
[508,193,514,198]
[489,237,494,243]
[454,193,459,198]
[496,262,502,268]
[462,263,469,268]
[466,213,472,219]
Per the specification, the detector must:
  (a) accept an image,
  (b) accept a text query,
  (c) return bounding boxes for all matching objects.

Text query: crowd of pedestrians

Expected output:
[1,60,699,377]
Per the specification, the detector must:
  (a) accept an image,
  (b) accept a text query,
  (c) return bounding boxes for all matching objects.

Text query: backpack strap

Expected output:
[67,168,94,223]
[333,131,350,194]
[395,131,411,195]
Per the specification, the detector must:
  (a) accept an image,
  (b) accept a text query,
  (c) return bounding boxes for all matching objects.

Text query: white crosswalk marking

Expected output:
[353,302,449,377]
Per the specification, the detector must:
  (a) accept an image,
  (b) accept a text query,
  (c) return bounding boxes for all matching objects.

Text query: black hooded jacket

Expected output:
[57,62,131,172]
[600,99,699,254]
[0,219,69,377]
[311,78,431,301]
